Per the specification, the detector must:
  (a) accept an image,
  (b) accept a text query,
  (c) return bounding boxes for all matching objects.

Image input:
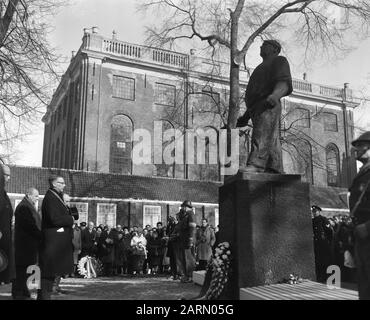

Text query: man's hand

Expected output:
[354,223,369,240]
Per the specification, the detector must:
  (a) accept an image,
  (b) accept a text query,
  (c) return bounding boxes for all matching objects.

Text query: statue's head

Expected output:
[260,40,281,59]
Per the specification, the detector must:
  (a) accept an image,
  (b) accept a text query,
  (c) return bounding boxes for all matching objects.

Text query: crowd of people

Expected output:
[312,205,356,284]
[0,164,219,299]
[70,217,220,279]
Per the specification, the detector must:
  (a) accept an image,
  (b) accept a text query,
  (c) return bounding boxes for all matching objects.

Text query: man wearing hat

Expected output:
[349,131,370,299]
[311,205,333,283]
[236,39,293,173]
[176,200,197,283]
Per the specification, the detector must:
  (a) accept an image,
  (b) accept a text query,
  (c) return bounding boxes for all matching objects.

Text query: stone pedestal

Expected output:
[219,170,316,299]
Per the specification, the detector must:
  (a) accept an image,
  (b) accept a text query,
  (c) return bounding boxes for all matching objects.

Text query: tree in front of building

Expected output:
[0,0,68,160]
[139,0,370,129]
[138,0,366,182]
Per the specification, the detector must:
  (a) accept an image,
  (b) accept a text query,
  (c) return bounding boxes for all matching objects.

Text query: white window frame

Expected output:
[70,202,89,225]
[97,203,117,227]
[112,75,135,100]
[154,83,176,107]
[143,205,162,228]
[214,208,219,227]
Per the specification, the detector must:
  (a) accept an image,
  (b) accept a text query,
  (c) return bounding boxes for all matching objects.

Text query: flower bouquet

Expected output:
[204,242,232,300]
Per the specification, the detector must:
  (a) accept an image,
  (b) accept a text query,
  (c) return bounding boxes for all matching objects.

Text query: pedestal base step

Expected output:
[240,280,358,300]
[192,270,206,286]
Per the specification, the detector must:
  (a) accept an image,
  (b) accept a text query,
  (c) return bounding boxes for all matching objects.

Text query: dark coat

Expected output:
[39,188,74,277]
[14,197,42,267]
[349,162,370,230]
[0,166,15,283]
[81,228,97,257]
[177,209,196,249]
[98,230,115,264]
[147,237,164,257]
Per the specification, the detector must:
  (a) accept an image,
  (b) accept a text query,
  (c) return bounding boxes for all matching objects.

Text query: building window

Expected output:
[97,203,117,227]
[154,120,175,178]
[113,76,135,100]
[292,108,310,128]
[70,202,88,225]
[155,83,176,106]
[297,140,313,184]
[202,128,220,181]
[326,143,340,187]
[143,205,162,228]
[323,112,338,132]
[110,115,133,174]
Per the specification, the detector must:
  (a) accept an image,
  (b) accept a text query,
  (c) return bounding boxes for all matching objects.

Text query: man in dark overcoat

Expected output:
[176,200,196,283]
[38,175,78,300]
[81,221,97,257]
[12,187,42,299]
[311,205,333,283]
[349,131,370,300]
[0,164,15,285]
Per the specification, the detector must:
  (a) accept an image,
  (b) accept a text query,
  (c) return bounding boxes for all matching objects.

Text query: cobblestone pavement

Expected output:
[0,275,201,300]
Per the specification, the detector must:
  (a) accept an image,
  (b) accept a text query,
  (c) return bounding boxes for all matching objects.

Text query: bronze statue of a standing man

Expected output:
[237,40,293,173]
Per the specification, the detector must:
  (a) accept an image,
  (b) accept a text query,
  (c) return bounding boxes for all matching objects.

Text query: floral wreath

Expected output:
[204,242,232,300]
[77,256,103,279]
[280,273,304,285]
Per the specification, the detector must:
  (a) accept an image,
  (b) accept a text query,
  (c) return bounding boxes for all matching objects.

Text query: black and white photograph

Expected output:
[1,0,370,306]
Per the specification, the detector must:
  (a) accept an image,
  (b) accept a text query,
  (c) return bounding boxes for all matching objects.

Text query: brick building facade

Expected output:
[42,29,358,188]
[37,28,358,224]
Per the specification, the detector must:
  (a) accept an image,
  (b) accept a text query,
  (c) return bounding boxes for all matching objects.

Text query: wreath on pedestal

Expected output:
[202,242,232,300]
[280,273,304,285]
[77,256,103,279]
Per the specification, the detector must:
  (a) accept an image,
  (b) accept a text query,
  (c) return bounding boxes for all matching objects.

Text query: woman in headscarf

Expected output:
[0,164,15,285]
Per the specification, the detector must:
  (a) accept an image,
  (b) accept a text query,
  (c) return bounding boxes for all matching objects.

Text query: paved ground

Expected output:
[0,275,201,300]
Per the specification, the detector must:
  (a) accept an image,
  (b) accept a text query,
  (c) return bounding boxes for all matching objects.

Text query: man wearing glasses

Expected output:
[38,175,78,300]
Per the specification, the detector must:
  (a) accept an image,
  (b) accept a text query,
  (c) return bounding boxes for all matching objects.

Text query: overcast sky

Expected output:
[14,0,370,166]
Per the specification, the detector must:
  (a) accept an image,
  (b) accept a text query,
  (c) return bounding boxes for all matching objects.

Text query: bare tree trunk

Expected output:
[227,0,244,129]
[0,0,19,44]
[228,62,240,129]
